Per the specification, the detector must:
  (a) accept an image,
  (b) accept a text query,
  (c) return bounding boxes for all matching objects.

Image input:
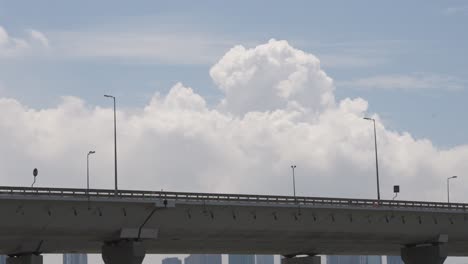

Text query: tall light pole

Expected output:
[364,117,381,201]
[447,176,457,203]
[87,150,96,209]
[104,94,118,196]
[291,165,297,203]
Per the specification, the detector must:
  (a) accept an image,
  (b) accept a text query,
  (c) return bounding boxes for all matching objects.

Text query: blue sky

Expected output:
[0,0,467,148]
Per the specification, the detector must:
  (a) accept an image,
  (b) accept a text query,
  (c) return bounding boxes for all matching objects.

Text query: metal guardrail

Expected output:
[0,186,466,211]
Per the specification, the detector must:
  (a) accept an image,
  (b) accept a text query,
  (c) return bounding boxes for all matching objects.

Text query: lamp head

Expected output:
[104,94,114,98]
[88,151,96,155]
[363,117,373,121]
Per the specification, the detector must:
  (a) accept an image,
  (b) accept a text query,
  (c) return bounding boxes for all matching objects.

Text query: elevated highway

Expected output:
[0,186,466,264]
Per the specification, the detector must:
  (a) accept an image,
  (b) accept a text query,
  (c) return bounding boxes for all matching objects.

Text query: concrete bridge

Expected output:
[0,186,466,264]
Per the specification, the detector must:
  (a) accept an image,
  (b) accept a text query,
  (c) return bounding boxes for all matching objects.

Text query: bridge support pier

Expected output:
[401,244,447,264]
[281,256,321,264]
[102,240,146,264]
[6,255,43,264]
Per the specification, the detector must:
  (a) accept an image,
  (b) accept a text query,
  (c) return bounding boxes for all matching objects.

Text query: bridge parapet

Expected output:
[0,186,466,212]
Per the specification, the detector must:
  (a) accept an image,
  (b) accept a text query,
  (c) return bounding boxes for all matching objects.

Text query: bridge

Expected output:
[0,186,465,264]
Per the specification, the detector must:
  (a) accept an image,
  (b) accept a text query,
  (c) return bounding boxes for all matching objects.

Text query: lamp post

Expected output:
[291,165,297,203]
[87,151,96,209]
[104,94,118,197]
[447,176,458,203]
[32,168,38,188]
[364,117,381,201]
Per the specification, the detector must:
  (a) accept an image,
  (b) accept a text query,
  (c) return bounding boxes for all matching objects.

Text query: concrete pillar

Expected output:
[401,244,447,264]
[281,256,321,264]
[6,255,43,264]
[102,240,146,264]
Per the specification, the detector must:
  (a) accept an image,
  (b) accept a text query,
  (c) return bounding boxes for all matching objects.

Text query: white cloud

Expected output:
[0,26,29,57]
[319,54,387,68]
[29,29,50,47]
[0,27,8,45]
[210,39,335,115]
[0,40,467,207]
[49,29,235,65]
[444,6,468,15]
[299,39,403,69]
[338,73,465,91]
[0,23,239,64]
[0,26,49,57]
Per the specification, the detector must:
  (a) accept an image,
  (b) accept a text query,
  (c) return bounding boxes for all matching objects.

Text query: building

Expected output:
[0,255,5,264]
[327,255,381,264]
[364,256,381,264]
[256,255,274,264]
[185,254,222,264]
[229,255,255,264]
[327,255,361,264]
[163,257,182,264]
[63,253,87,264]
[386,256,403,264]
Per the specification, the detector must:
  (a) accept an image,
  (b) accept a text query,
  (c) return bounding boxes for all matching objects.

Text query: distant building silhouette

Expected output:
[229,255,255,264]
[0,255,5,264]
[364,256,381,264]
[327,255,361,264]
[63,253,87,264]
[163,257,182,264]
[256,255,274,264]
[327,255,381,264]
[185,254,222,264]
[386,256,403,264]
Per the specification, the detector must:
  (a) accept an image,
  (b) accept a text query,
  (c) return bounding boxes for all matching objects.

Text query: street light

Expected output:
[447,176,458,203]
[363,117,381,201]
[32,168,38,188]
[104,94,118,196]
[291,165,297,203]
[87,150,96,209]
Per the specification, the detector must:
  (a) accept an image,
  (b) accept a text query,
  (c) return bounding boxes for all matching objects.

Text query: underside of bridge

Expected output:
[3,243,451,264]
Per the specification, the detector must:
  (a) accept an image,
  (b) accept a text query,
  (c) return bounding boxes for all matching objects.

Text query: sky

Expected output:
[1,1,468,264]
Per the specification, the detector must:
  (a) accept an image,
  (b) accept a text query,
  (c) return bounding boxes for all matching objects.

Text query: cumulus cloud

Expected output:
[0,26,49,57]
[0,39,466,205]
[210,39,335,115]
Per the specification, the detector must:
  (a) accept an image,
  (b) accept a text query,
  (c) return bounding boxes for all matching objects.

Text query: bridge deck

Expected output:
[1,186,468,255]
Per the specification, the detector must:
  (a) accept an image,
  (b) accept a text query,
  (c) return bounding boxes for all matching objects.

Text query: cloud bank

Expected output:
[0,39,466,203]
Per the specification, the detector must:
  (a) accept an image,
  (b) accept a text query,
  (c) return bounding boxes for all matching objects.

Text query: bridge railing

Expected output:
[0,186,466,211]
